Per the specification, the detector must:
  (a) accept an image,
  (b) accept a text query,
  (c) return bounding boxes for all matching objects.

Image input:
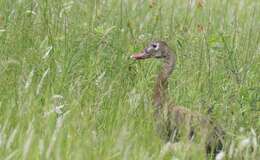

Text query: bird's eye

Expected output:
[152,44,157,48]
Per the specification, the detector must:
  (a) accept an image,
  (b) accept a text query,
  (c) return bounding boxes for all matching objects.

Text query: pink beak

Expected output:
[131,52,147,60]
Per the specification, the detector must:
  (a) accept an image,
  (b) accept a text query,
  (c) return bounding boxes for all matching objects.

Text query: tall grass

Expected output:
[0,0,259,159]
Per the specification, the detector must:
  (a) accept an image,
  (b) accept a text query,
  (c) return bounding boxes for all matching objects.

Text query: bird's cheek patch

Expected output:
[155,42,160,50]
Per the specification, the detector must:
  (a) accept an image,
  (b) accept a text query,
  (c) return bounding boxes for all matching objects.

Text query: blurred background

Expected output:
[0,0,259,159]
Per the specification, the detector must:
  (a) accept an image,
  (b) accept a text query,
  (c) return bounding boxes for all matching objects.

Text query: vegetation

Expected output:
[0,0,259,159]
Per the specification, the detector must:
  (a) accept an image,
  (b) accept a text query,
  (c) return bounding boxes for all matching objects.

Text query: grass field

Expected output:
[0,0,259,159]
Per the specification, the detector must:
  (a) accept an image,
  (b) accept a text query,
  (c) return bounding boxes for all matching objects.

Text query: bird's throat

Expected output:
[153,51,176,109]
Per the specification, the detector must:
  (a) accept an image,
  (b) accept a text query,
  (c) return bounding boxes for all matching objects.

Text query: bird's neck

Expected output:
[153,49,176,109]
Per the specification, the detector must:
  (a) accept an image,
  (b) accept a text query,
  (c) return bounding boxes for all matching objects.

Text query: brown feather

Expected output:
[133,41,224,158]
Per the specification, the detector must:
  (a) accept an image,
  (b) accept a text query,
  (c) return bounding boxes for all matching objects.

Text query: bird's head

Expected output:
[131,41,169,60]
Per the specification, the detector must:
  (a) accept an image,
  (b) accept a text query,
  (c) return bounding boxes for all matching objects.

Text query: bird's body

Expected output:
[131,41,224,158]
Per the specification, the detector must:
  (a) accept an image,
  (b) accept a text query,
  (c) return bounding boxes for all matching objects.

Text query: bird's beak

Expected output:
[131,51,150,60]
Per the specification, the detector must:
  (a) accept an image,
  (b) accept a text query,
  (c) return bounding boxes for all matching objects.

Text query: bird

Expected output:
[131,41,224,159]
